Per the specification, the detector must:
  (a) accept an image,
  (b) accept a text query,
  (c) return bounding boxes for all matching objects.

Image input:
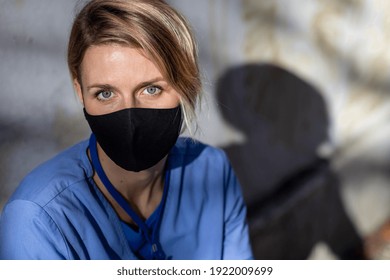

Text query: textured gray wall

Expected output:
[0,1,90,208]
[171,0,390,250]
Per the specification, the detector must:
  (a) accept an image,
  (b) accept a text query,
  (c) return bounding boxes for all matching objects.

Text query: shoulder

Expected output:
[6,139,92,207]
[169,137,233,181]
[0,198,69,259]
[171,137,229,164]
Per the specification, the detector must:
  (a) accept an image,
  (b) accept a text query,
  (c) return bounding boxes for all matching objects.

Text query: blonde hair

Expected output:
[67,0,201,131]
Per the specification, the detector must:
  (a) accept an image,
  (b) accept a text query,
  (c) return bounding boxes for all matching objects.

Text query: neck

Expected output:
[92,143,166,222]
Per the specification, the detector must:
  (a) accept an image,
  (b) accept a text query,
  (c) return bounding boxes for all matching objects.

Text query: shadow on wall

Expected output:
[216,63,364,259]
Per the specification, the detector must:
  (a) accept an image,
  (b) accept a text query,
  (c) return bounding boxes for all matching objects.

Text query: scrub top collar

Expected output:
[89,133,169,260]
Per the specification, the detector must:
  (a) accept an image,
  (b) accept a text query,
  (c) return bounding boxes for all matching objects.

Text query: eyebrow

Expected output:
[86,83,116,92]
[86,77,167,92]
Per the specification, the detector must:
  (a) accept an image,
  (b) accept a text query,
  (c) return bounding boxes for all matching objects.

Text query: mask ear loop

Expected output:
[88,134,168,259]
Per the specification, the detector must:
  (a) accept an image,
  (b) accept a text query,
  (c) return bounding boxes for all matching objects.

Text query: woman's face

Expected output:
[74,44,181,115]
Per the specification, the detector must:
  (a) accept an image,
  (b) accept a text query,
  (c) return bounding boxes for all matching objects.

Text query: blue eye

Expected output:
[143,86,161,95]
[96,90,114,101]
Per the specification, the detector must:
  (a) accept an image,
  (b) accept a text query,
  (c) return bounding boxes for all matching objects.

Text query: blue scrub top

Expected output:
[0,137,253,260]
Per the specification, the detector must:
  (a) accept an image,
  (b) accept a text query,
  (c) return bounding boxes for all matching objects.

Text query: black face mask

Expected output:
[84,106,182,172]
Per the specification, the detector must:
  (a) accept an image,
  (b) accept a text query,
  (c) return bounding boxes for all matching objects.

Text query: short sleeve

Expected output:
[0,200,69,260]
[222,155,254,260]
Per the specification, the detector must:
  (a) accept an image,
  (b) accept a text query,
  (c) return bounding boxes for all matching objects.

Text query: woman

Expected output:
[0,0,252,260]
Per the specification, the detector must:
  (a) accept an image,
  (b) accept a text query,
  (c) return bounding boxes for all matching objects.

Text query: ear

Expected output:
[73,78,84,106]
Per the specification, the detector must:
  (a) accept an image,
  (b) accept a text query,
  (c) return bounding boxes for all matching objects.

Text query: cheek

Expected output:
[158,94,181,109]
[139,91,181,109]
[84,99,122,116]
[165,91,181,107]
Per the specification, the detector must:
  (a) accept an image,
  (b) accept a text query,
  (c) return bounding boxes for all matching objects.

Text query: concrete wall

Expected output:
[0,0,90,207]
[1,0,390,259]
[169,0,390,259]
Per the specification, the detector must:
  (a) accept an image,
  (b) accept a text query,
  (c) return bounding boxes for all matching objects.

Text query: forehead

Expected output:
[81,44,152,70]
[80,44,163,83]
